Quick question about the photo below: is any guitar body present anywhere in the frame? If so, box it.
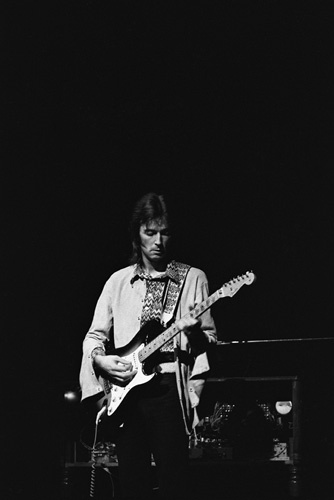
[96,320,165,419]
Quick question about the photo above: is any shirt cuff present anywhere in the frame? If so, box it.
[90,347,105,366]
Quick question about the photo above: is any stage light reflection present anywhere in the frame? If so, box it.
[275,401,292,415]
[64,390,80,403]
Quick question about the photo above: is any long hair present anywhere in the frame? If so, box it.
[128,192,170,265]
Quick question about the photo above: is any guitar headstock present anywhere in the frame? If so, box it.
[218,271,256,298]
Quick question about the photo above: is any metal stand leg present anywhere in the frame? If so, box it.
[289,378,302,497]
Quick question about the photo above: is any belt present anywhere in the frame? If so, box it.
[153,351,175,373]
[154,351,192,364]
[152,350,192,373]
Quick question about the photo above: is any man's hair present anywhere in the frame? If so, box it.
[129,192,170,265]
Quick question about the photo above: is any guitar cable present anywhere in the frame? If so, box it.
[89,419,99,498]
[89,404,107,498]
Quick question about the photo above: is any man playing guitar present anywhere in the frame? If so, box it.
[79,192,217,500]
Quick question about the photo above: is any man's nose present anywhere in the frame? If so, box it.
[155,232,162,245]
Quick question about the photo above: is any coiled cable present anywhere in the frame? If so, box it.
[89,419,99,498]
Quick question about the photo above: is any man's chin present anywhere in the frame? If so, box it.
[150,253,167,263]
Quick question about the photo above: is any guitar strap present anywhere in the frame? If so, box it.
[160,261,191,327]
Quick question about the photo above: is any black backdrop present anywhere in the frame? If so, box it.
[3,1,334,498]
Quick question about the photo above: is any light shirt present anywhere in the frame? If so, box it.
[79,261,217,432]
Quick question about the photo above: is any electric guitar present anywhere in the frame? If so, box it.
[92,271,256,423]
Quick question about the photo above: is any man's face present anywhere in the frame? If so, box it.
[139,219,171,267]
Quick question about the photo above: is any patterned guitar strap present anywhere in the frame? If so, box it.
[159,261,191,353]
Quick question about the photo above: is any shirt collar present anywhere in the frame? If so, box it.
[130,260,180,284]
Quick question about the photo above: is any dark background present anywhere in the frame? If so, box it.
[3,1,333,498]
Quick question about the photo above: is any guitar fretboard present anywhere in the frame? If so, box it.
[138,289,222,362]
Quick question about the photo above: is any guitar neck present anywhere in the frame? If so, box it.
[138,289,222,362]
